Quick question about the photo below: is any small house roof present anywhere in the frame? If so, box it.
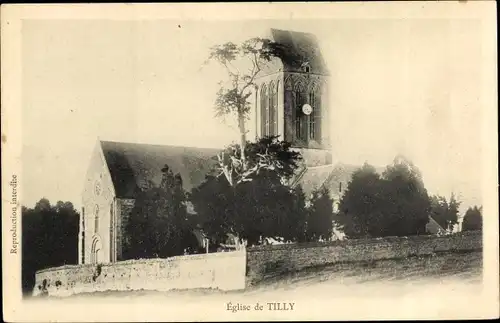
[426,216,446,235]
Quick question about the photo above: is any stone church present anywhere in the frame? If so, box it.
[79,140,220,264]
[78,28,442,265]
[249,28,355,203]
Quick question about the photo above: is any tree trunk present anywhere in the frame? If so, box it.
[238,112,247,170]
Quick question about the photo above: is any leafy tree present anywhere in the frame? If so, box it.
[447,193,461,231]
[191,136,304,246]
[22,199,79,295]
[124,165,198,259]
[206,38,303,186]
[191,167,304,247]
[233,174,292,245]
[337,163,384,238]
[306,186,334,242]
[429,195,448,230]
[284,185,308,243]
[462,206,483,231]
[34,198,51,211]
[378,156,431,236]
[429,194,460,232]
[334,210,353,238]
[188,174,234,247]
[338,156,431,238]
[199,37,307,246]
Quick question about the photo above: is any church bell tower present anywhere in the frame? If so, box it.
[254,28,332,167]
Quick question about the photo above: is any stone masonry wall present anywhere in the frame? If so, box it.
[33,250,246,297]
[34,231,482,297]
[81,141,117,264]
[246,231,482,285]
[115,198,135,261]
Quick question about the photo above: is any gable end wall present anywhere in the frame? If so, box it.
[81,141,117,264]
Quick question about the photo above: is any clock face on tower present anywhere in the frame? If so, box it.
[302,104,313,116]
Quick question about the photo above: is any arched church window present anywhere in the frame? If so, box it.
[308,87,321,141]
[268,81,277,136]
[260,85,268,137]
[295,90,306,140]
[94,204,99,234]
[309,91,315,140]
[274,81,280,136]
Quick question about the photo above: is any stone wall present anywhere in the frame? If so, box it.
[246,231,482,285]
[34,232,482,297]
[33,250,246,297]
[115,198,135,261]
[80,141,117,264]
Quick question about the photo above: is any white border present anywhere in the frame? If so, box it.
[2,2,498,321]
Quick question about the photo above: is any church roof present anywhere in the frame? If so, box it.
[268,28,329,75]
[100,140,220,199]
[292,163,360,200]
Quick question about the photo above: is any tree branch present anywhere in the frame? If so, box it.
[238,52,261,99]
[217,152,234,186]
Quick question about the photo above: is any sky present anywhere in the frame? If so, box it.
[21,18,484,213]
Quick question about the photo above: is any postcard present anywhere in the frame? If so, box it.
[2,2,498,322]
